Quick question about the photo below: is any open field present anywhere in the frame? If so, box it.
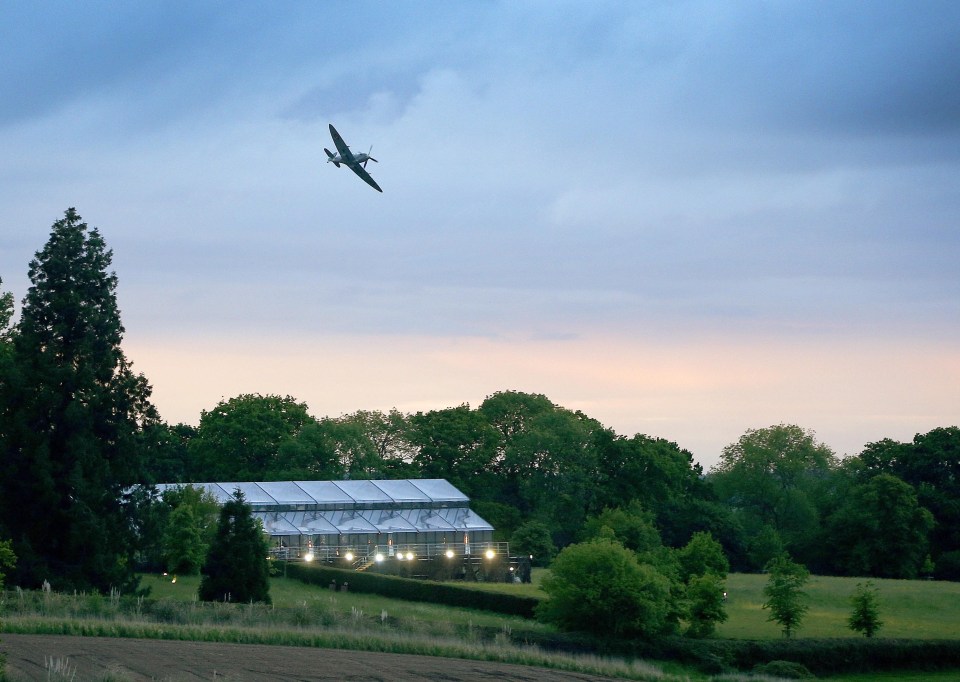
[717,573,960,639]
[454,570,960,640]
[0,634,626,681]
[3,571,960,680]
[143,573,552,633]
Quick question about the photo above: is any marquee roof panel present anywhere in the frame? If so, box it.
[257,481,316,506]
[221,482,276,505]
[293,481,355,506]
[333,480,393,504]
[410,479,469,503]
[153,479,476,512]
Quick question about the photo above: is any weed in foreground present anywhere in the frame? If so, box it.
[44,655,76,681]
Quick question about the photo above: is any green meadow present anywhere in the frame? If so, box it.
[718,573,960,640]
[3,571,960,680]
[463,570,960,640]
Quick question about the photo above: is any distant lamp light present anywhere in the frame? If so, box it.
[304,552,315,562]
[396,553,404,561]
[406,552,415,560]
[485,549,496,559]
[375,553,384,563]
[345,552,354,561]
[445,549,455,559]
[171,576,177,583]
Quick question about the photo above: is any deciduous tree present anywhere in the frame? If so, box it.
[858,428,960,567]
[580,502,663,555]
[762,554,810,638]
[677,531,729,583]
[685,573,728,637]
[0,539,15,590]
[826,473,933,578]
[189,394,314,480]
[711,424,836,569]
[509,520,556,567]
[537,538,672,638]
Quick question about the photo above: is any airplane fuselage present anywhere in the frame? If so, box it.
[326,151,373,167]
[326,123,382,192]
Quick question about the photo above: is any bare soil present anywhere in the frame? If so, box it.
[1,634,621,681]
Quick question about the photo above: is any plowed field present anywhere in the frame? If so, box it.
[1,634,620,681]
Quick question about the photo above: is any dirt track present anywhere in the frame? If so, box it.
[1,634,620,681]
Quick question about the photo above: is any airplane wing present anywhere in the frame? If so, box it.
[328,124,354,163]
[347,161,383,192]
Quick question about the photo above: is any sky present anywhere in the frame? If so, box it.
[1,1,958,470]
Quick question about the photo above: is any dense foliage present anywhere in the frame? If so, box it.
[537,538,673,638]
[848,581,883,638]
[763,554,811,638]
[2,208,959,611]
[0,209,156,592]
[199,490,271,604]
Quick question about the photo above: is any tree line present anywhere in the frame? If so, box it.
[1,209,958,597]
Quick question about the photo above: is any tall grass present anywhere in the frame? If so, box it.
[0,580,677,681]
[4,571,960,680]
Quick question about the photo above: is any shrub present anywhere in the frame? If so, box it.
[536,538,672,638]
[935,550,960,581]
[752,660,814,679]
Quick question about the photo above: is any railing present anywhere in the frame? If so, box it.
[269,541,511,567]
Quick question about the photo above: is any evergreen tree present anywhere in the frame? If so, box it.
[848,581,883,638]
[199,490,271,604]
[0,209,157,591]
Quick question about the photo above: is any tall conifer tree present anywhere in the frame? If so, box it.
[0,208,157,591]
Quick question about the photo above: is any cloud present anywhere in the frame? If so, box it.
[1,3,958,466]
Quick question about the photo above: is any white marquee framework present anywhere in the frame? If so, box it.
[155,479,500,564]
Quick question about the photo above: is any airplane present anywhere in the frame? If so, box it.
[324,123,382,192]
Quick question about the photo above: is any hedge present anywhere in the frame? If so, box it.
[285,565,960,676]
[285,563,540,618]
[604,637,960,676]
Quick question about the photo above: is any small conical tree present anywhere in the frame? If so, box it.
[0,209,157,592]
[848,581,883,638]
[199,490,271,604]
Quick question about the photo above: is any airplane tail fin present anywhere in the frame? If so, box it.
[324,148,340,167]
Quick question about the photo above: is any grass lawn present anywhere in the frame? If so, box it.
[717,573,960,639]
[8,570,960,680]
[447,569,960,640]
[140,573,553,633]
[822,673,960,682]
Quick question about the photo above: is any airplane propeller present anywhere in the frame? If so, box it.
[363,145,378,168]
